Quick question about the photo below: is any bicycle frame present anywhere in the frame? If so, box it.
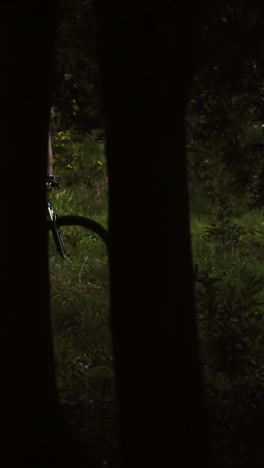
[47,199,68,259]
[46,174,109,258]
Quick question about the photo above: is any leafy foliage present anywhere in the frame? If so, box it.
[52,0,103,132]
[52,131,107,188]
[195,267,264,389]
[187,0,264,210]
[201,193,246,250]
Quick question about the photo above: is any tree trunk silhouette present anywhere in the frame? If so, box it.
[100,2,211,467]
[3,4,65,465]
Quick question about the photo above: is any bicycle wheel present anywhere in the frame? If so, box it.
[57,215,110,249]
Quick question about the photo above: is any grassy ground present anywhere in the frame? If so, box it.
[191,200,264,388]
[48,139,118,466]
[190,196,264,467]
[48,137,264,466]
[49,141,110,375]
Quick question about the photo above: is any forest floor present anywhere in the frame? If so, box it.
[208,386,264,467]
[61,397,119,467]
[58,382,264,468]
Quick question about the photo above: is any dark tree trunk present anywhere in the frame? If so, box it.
[3,3,66,464]
[99,2,211,467]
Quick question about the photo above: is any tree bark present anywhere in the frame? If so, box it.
[100,1,211,467]
[3,3,66,464]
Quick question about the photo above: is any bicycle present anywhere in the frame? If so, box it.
[47,174,110,259]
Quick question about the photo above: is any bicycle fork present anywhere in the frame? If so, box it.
[47,202,68,259]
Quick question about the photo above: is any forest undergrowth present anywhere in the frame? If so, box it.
[49,132,264,467]
[190,191,264,467]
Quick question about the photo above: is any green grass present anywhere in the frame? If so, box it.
[190,200,264,392]
[49,139,112,404]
